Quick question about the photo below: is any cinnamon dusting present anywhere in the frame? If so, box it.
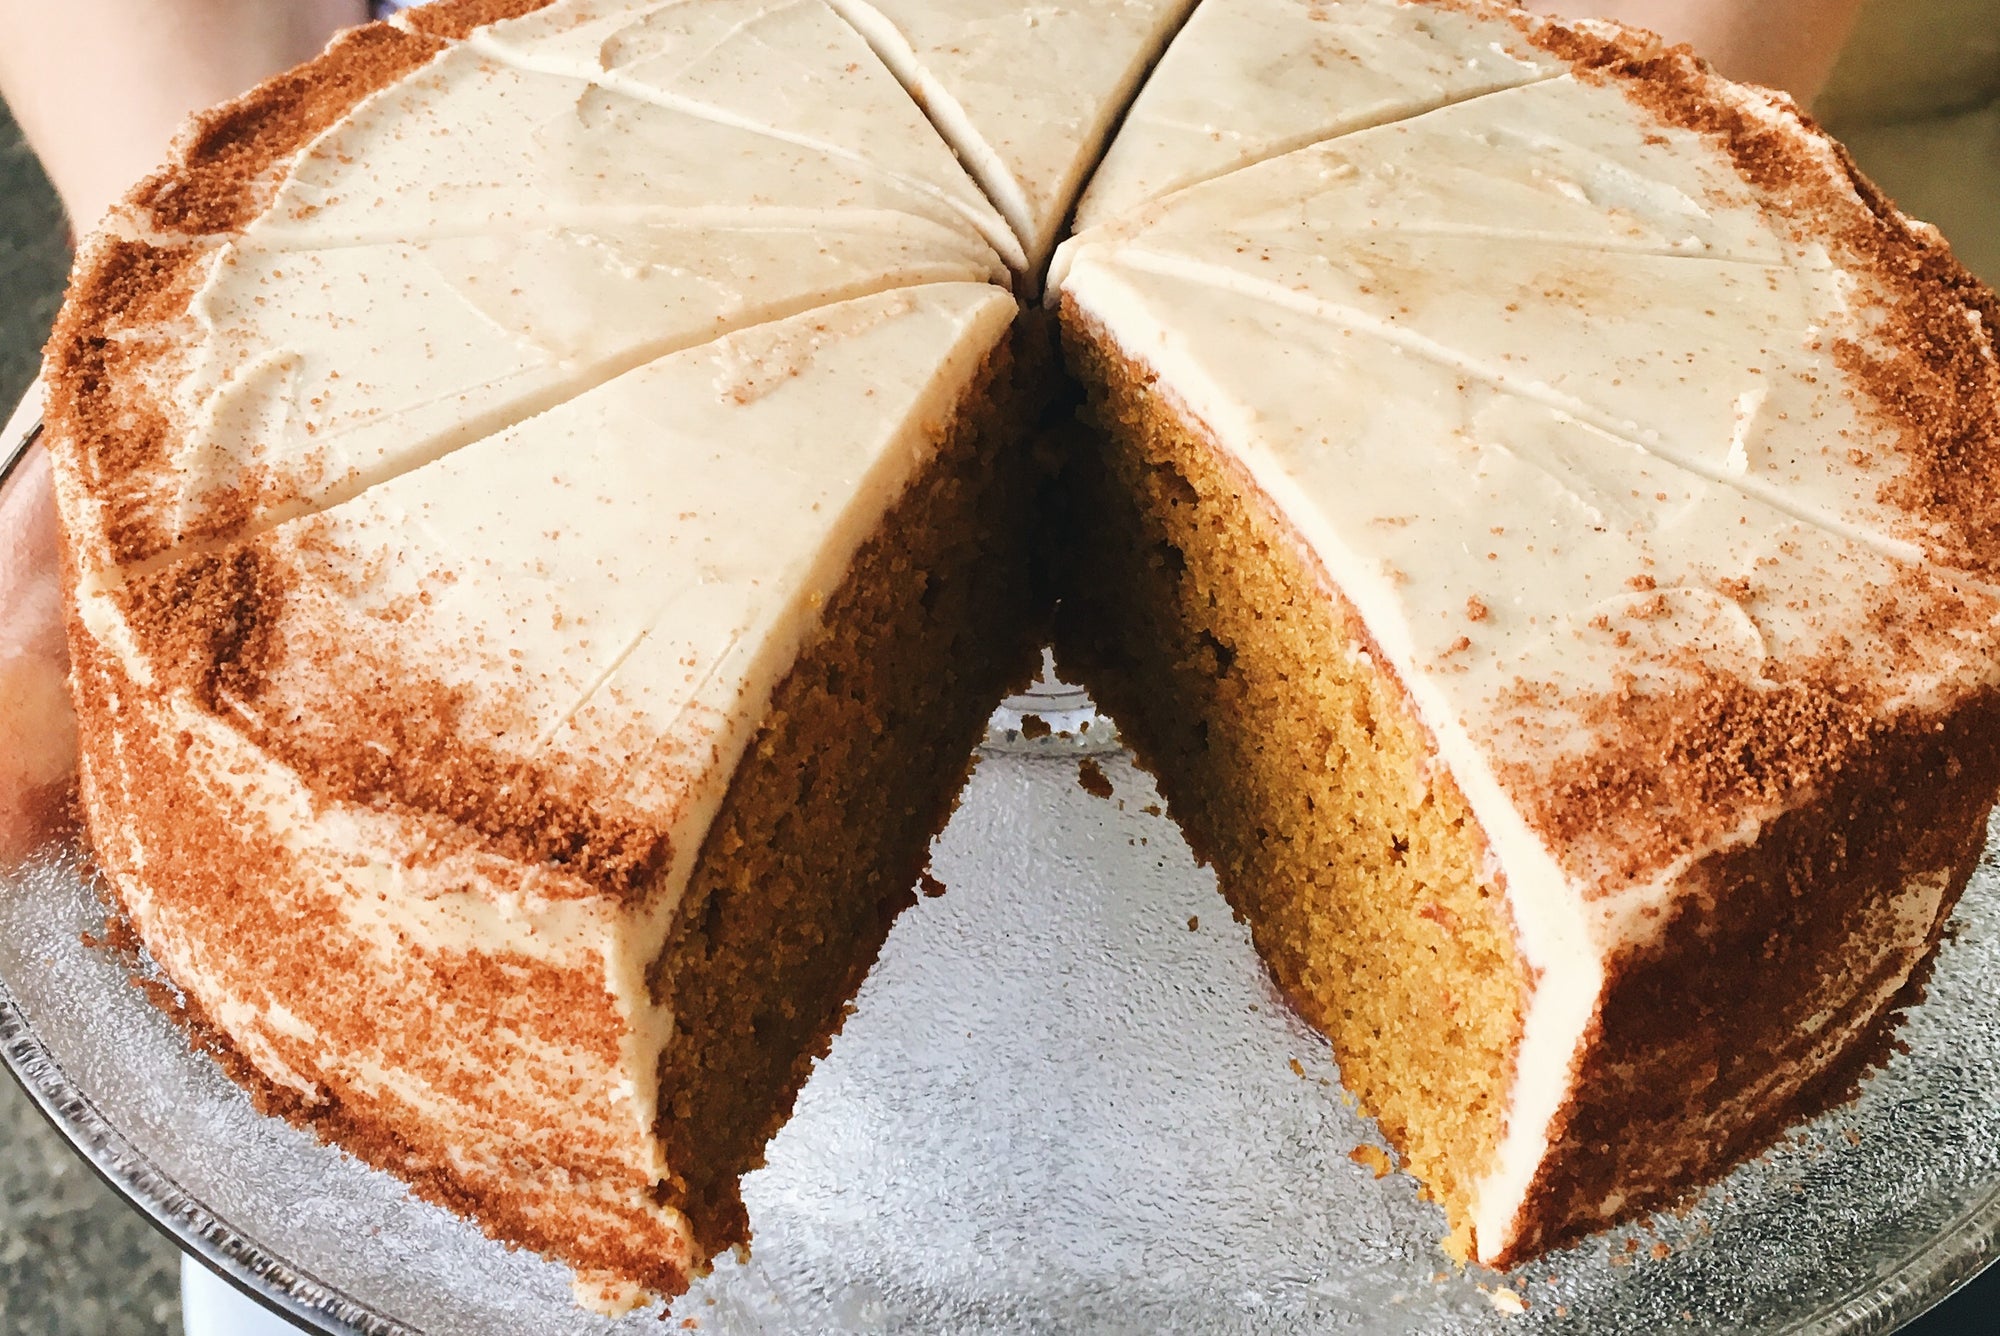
[132,24,444,235]
[1523,14,2000,575]
[118,535,673,903]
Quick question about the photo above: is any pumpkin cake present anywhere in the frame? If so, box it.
[38,0,2000,1309]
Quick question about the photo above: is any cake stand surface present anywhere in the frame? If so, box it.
[3,410,1998,1335]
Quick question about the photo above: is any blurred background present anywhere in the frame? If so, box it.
[1,0,1998,1331]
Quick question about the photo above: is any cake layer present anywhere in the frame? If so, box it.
[822,0,1197,271]
[1050,5,2000,1264]
[1056,305,2000,1265]
[45,0,1011,576]
[1050,325,1535,1253]
[64,283,1022,1299]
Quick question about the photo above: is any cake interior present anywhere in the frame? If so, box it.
[1049,308,1532,1245]
[647,332,1049,1258]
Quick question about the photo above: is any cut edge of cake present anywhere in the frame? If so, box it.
[57,280,1047,1308]
[1051,297,2000,1264]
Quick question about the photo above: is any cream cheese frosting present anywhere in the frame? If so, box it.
[1071,0,1563,231]
[1054,75,2000,809]
[54,0,1012,578]
[822,0,1198,272]
[72,280,1017,1297]
[440,0,1023,268]
[1051,28,2000,1262]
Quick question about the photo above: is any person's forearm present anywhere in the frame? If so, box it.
[1522,0,1868,104]
[0,412,75,863]
[0,0,367,232]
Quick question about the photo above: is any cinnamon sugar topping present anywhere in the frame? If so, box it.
[119,537,674,902]
[120,547,285,713]
[397,0,556,40]
[1501,668,1879,890]
[132,24,443,235]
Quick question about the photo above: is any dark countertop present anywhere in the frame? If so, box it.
[0,78,1995,1336]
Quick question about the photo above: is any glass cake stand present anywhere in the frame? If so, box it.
[3,403,1998,1335]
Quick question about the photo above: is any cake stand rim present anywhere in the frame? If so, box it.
[3,396,1998,1335]
[0,412,40,492]
[0,973,409,1336]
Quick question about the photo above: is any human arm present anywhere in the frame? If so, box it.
[0,0,367,232]
[1520,0,1870,104]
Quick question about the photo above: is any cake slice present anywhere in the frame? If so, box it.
[1049,10,2000,1265]
[445,0,1024,269]
[62,283,1042,1305]
[45,0,1013,576]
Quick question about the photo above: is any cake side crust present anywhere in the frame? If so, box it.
[60,298,1048,1306]
[1496,690,2000,1264]
[64,620,699,1299]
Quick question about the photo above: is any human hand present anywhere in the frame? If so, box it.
[0,427,78,865]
